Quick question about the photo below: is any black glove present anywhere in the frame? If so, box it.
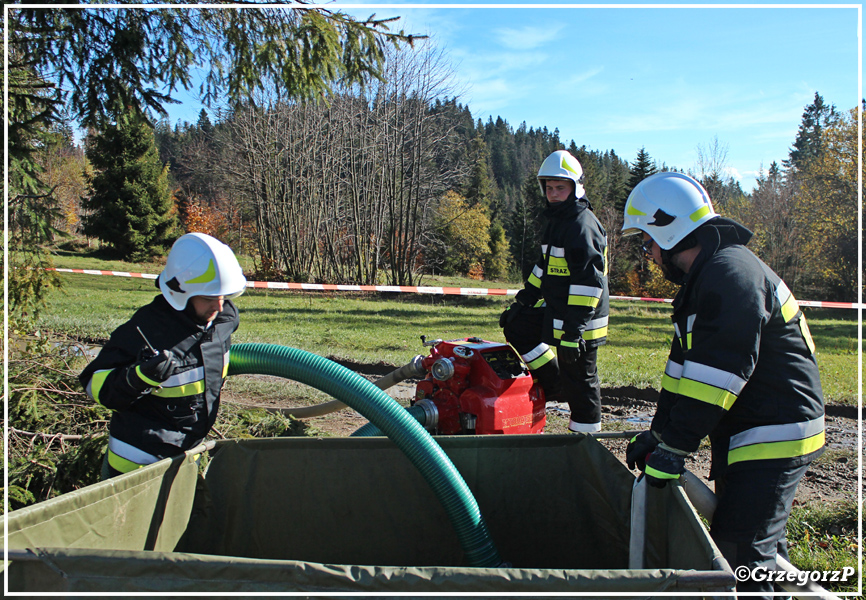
[558,337,586,368]
[499,302,523,328]
[125,350,179,392]
[626,430,660,471]
[644,445,687,488]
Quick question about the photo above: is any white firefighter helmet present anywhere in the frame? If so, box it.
[158,233,247,310]
[621,172,717,250]
[537,150,585,198]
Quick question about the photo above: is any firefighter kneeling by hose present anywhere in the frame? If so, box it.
[620,172,826,600]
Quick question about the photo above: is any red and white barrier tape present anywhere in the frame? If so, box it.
[49,268,864,309]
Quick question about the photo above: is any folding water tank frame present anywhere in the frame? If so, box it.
[5,434,734,595]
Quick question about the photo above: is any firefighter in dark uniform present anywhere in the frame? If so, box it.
[621,172,825,599]
[80,233,246,479]
[501,150,609,433]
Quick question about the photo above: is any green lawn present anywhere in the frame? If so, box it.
[40,260,858,404]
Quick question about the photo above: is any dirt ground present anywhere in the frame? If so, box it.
[224,364,862,508]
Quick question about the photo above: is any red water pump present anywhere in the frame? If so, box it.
[411,336,546,435]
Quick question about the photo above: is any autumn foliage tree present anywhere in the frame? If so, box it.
[431,190,492,277]
[793,105,861,300]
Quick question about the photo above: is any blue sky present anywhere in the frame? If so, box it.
[166,2,861,193]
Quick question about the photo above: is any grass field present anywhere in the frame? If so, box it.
[41,251,859,404]
[31,251,862,591]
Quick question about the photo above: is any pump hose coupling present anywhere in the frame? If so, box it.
[414,397,439,430]
[431,357,455,381]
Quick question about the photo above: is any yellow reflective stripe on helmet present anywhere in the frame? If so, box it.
[185,259,216,284]
[689,205,711,222]
[728,431,824,466]
[625,200,647,216]
[151,380,206,398]
[645,465,680,480]
[87,369,113,405]
[560,155,580,175]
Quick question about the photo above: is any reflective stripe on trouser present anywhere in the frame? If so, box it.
[107,435,160,474]
[563,346,601,429]
[503,305,602,428]
[503,305,562,397]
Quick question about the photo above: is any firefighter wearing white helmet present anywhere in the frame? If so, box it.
[500,150,609,433]
[159,232,247,310]
[80,233,245,479]
[536,149,586,199]
[622,172,825,599]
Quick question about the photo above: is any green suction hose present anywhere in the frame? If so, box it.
[227,342,503,568]
[351,403,428,436]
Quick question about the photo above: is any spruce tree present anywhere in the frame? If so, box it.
[784,92,839,172]
[627,147,658,193]
[83,107,179,260]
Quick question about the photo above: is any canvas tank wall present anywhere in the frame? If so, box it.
[4,434,734,594]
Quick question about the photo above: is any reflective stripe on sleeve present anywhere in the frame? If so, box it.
[645,465,680,480]
[86,369,113,405]
[528,265,543,288]
[583,316,609,341]
[799,316,816,354]
[222,350,231,378]
[151,366,205,399]
[661,359,682,394]
[567,284,602,307]
[521,343,556,370]
[677,361,747,410]
[776,281,800,323]
[107,436,160,473]
[728,417,825,465]
[553,318,564,340]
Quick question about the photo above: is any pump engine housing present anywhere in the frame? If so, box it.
[413,337,545,435]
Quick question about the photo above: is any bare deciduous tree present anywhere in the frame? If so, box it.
[218,39,463,285]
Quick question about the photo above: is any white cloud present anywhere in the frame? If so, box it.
[491,24,565,51]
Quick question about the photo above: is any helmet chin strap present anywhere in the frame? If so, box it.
[658,233,698,285]
[659,249,687,285]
